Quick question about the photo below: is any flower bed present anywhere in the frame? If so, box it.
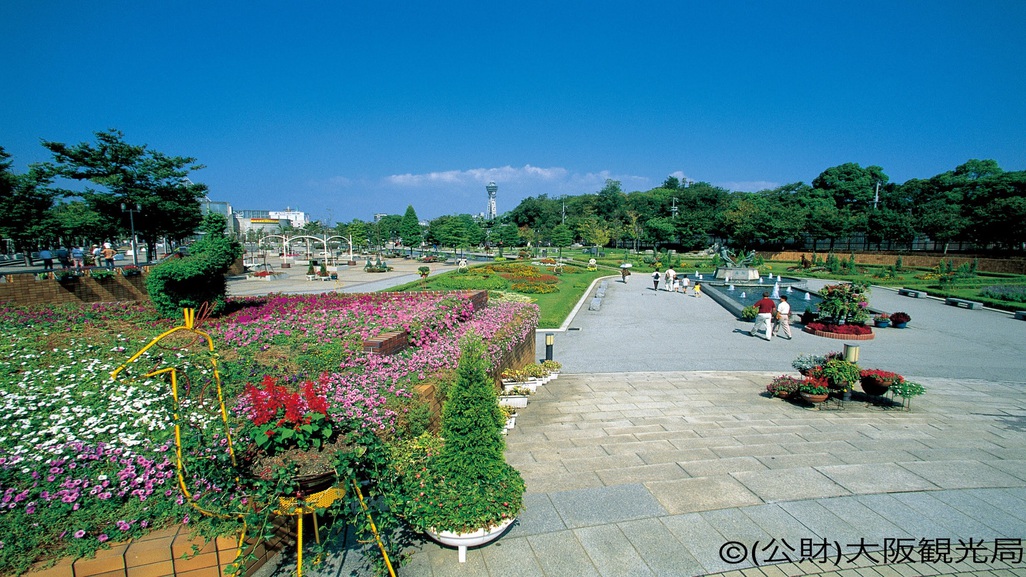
[0,292,538,575]
[803,322,875,340]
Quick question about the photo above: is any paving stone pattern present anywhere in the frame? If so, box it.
[250,275,1026,577]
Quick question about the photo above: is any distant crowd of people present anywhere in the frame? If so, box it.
[36,243,119,271]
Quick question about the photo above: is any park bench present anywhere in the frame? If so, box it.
[898,288,927,298]
[588,297,602,311]
[945,297,983,310]
[1014,311,1026,321]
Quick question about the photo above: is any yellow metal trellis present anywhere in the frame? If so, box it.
[110,308,394,577]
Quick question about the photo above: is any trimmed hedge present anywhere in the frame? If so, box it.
[145,214,244,318]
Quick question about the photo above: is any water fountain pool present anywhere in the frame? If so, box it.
[694,273,823,318]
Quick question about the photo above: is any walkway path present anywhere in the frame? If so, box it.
[253,272,1026,577]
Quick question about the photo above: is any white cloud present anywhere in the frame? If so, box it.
[386,165,571,188]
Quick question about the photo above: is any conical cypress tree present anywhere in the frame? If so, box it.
[437,334,506,478]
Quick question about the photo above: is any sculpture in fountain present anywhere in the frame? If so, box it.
[715,246,760,281]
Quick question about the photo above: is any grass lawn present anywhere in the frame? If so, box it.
[389,260,612,328]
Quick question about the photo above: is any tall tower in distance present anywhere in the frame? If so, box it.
[485,181,498,221]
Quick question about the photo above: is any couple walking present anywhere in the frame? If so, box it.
[750,292,791,340]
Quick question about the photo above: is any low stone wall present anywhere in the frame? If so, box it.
[759,251,1026,275]
[0,270,149,306]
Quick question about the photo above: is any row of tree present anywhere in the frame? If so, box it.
[3,129,1024,261]
[502,161,1026,254]
[311,160,1026,257]
[0,130,207,262]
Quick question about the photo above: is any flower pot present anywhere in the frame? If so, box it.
[800,392,829,404]
[498,395,528,408]
[874,320,890,328]
[425,517,516,563]
[892,322,907,328]
[860,378,890,396]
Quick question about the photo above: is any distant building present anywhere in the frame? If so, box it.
[234,208,309,235]
[269,208,309,228]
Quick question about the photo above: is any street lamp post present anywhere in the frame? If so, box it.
[121,203,142,266]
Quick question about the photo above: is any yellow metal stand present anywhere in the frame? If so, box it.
[275,486,346,576]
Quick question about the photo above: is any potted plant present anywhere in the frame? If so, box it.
[791,353,826,376]
[306,263,317,280]
[90,268,115,281]
[798,377,831,404]
[396,335,525,562]
[821,359,861,397]
[499,404,518,433]
[120,265,141,277]
[891,380,926,411]
[541,360,561,379]
[859,368,904,396]
[816,281,871,325]
[54,270,81,283]
[767,375,803,399]
[890,311,911,328]
[499,385,532,406]
[237,375,346,493]
[873,313,891,328]
[318,262,330,277]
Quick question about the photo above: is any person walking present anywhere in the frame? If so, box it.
[101,243,117,270]
[774,294,793,340]
[91,245,101,267]
[55,246,71,269]
[664,267,676,292]
[620,267,631,283]
[71,246,85,270]
[750,292,776,341]
[681,275,690,295]
[39,248,54,271]
[651,269,661,292]
[693,282,702,298]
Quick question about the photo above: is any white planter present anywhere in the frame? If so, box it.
[426,517,516,562]
[498,395,528,408]
[505,416,516,429]
[503,381,537,393]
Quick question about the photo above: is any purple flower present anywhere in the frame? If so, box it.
[98,534,109,543]
[74,530,86,539]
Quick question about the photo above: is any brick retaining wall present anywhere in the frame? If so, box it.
[27,519,293,577]
[759,251,1026,275]
[0,270,149,306]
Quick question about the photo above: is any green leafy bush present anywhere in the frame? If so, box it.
[396,335,525,533]
[146,214,243,318]
[740,305,758,320]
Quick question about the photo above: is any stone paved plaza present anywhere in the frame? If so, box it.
[240,268,1026,577]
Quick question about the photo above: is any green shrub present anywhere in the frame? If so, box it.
[397,335,525,533]
[980,285,1026,302]
[146,215,243,318]
[740,305,758,320]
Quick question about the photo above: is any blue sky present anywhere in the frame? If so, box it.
[3,1,1025,223]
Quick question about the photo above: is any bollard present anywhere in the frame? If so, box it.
[545,333,554,361]
[843,343,860,363]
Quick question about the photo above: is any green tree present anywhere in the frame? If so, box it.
[0,147,58,263]
[577,216,613,253]
[51,200,106,246]
[721,194,768,249]
[549,223,573,260]
[40,129,207,260]
[398,205,423,254]
[492,223,520,257]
